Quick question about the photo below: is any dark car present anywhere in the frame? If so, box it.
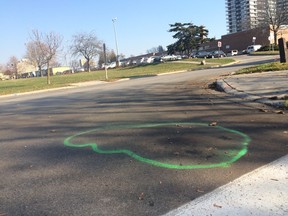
[193,51,210,58]
[207,50,226,58]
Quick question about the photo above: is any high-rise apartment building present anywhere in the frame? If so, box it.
[277,0,288,9]
[226,0,279,33]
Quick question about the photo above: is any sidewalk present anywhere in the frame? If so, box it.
[216,70,288,108]
[163,154,288,216]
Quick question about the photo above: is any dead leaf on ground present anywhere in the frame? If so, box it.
[274,110,285,114]
[213,204,222,208]
[209,122,217,126]
[196,189,204,193]
[138,192,145,200]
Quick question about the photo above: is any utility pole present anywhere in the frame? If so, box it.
[112,17,119,67]
[103,43,108,80]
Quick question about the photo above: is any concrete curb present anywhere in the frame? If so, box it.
[216,79,285,108]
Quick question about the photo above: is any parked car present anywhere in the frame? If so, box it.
[194,51,210,58]
[207,50,226,58]
[161,55,178,62]
[227,49,238,56]
[181,55,189,59]
[107,62,117,69]
[241,49,248,54]
[191,51,197,58]
[246,45,262,54]
[152,56,162,63]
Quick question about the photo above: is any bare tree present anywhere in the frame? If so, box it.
[69,59,80,72]
[8,56,18,78]
[147,45,165,54]
[25,41,47,77]
[98,50,106,68]
[265,1,288,45]
[0,64,10,77]
[70,32,102,72]
[108,50,117,63]
[30,29,63,84]
[98,48,121,68]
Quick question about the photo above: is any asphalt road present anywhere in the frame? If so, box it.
[0,55,287,216]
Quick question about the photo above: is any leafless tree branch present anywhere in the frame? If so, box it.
[70,32,102,72]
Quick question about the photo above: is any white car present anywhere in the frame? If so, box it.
[107,62,116,69]
[231,50,238,56]
[161,55,177,61]
[227,50,238,56]
[246,45,262,53]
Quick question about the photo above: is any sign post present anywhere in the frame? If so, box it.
[252,37,256,45]
[217,41,222,58]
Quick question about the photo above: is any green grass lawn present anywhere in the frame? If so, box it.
[0,59,235,95]
[250,51,279,55]
[236,62,288,74]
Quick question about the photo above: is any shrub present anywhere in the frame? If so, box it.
[259,45,279,51]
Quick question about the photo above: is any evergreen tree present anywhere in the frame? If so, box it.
[167,22,210,55]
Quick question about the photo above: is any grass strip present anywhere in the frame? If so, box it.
[236,62,288,74]
[0,59,234,95]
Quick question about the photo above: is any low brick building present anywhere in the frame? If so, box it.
[199,26,288,54]
[221,27,271,53]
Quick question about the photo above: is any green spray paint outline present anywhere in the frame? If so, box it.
[64,122,251,169]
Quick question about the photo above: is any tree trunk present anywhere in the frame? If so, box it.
[274,30,278,46]
[47,62,51,85]
[39,66,43,77]
[87,59,91,72]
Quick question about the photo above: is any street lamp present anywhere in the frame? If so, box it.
[112,17,119,67]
